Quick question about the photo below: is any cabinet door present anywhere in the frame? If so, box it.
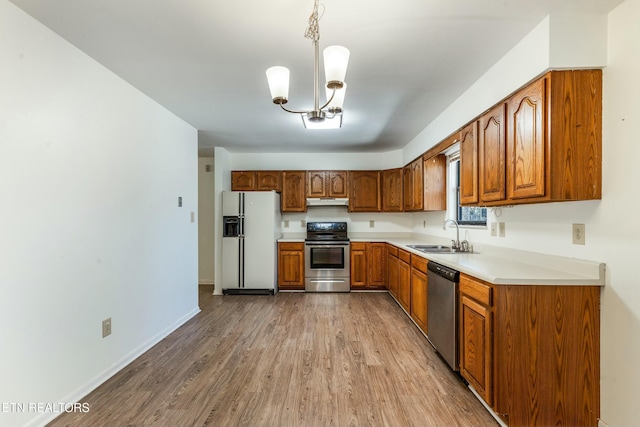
[328,171,348,198]
[382,168,403,212]
[460,122,479,205]
[277,243,305,289]
[411,158,424,210]
[387,251,399,298]
[403,165,412,211]
[231,171,256,191]
[367,243,387,288]
[307,171,327,198]
[281,171,307,212]
[423,154,447,211]
[256,171,282,192]
[479,104,506,203]
[507,77,546,200]
[460,295,492,406]
[349,171,381,212]
[350,243,367,288]
[397,260,411,313]
[410,265,428,333]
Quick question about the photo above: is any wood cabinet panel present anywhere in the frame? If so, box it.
[351,242,386,289]
[423,154,447,211]
[349,171,381,212]
[277,242,305,289]
[460,274,492,306]
[411,158,424,210]
[367,243,387,288]
[382,168,403,212]
[460,295,492,406]
[494,285,600,427]
[328,171,348,197]
[386,245,399,298]
[410,259,428,333]
[281,171,306,212]
[350,243,367,288]
[479,104,507,203]
[256,171,282,191]
[460,122,479,205]
[403,165,412,211]
[397,257,411,313]
[231,171,256,191]
[507,77,546,200]
[307,171,327,198]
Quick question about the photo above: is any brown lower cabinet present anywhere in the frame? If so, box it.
[386,244,399,297]
[350,242,386,289]
[277,242,305,290]
[396,249,411,312]
[409,255,428,334]
[459,273,601,427]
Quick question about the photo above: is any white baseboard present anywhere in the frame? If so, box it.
[468,385,508,427]
[25,307,201,427]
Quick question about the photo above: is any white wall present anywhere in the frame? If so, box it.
[230,150,404,171]
[198,157,215,284]
[0,2,199,427]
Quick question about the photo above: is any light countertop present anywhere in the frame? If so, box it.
[279,232,605,286]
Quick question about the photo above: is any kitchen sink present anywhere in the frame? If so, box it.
[407,244,457,254]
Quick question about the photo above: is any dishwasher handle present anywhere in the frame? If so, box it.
[427,261,459,282]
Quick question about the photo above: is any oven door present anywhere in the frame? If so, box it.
[304,242,350,292]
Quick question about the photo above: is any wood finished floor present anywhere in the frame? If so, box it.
[49,288,498,427]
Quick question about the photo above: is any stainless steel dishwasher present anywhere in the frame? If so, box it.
[427,261,460,371]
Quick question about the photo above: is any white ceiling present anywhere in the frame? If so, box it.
[10,0,623,154]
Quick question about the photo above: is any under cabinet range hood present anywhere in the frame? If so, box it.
[306,198,349,207]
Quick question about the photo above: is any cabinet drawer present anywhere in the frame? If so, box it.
[350,242,367,251]
[460,274,492,306]
[411,255,428,273]
[278,242,304,251]
[387,244,398,258]
[398,249,411,264]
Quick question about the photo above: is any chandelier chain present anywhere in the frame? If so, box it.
[304,0,324,43]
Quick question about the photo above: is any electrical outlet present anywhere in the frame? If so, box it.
[423,220,426,228]
[369,220,375,228]
[301,220,306,228]
[178,196,182,207]
[284,220,290,228]
[102,318,112,338]
[190,211,195,223]
[490,222,497,237]
[573,223,585,245]
[498,222,506,237]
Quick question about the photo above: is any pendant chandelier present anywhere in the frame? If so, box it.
[265,0,350,129]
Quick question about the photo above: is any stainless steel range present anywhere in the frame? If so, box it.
[305,222,350,292]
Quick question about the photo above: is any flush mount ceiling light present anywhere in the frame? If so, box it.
[266,0,349,130]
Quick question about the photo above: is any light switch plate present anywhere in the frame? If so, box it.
[490,222,497,237]
[498,222,506,237]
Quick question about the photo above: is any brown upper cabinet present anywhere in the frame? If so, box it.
[403,157,424,211]
[306,171,348,198]
[423,154,447,211]
[349,171,381,212]
[256,171,282,192]
[231,171,256,191]
[281,171,307,212]
[459,121,479,205]
[382,168,403,212]
[479,104,507,203]
[460,69,602,206]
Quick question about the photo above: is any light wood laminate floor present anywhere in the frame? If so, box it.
[49,288,498,427]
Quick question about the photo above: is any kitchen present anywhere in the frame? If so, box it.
[2,1,639,427]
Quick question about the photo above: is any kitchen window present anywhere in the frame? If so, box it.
[447,151,487,227]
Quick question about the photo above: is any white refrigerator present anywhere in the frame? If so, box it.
[221,191,281,294]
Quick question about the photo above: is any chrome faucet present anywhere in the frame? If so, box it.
[443,219,461,250]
